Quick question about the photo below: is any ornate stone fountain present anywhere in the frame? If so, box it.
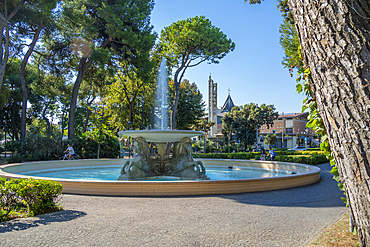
[117,58,208,180]
[117,130,208,180]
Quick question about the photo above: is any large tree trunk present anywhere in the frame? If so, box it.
[67,38,109,139]
[0,2,23,93]
[171,65,185,130]
[67,57,92,139]
[19,16,43,142]
[0,22,9,93]
[170,83,180,130]
[288,0,370,245]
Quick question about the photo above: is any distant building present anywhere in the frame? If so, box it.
[259,112,315,149]
[206,76,314,149]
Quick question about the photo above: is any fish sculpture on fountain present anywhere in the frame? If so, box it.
[117,136,208,180]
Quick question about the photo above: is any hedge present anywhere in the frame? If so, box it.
[194,151,329,166]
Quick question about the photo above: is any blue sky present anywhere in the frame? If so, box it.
[150,0,305,114]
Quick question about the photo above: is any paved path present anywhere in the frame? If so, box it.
[0,163,347,246]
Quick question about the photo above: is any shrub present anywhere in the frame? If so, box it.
[4,135,64,163]
[0,178,62,221]
[0,178,25,221]
[6,154,23,164]
[4,129,120,162]
[16,178,63,216]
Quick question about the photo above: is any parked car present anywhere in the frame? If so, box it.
[288,146,307,151]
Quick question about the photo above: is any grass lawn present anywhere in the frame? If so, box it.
[310,211,359,246]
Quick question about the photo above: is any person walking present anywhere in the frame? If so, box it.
[260,148,266,161]
[267,147,277,161]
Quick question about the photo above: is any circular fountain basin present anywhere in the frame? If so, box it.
[118,130,204,143]
[0,159,321,196]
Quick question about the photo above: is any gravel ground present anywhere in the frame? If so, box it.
[0,162,347,247]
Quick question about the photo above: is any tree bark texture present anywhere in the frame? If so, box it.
[288,0,370,245]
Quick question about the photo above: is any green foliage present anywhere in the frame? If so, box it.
[74,129,120,159]
[102,61,156,131]
[4,125,64,163]
[169,79,206,130]
[4,125,66,163]
[0,178,62,221]
[196,152,257,160]
[16,178,62,217]
[0,58,39,141]
[191,117,215,133]
[5,154,23,164]
[158,15,235,128]
[4,140,22,153]
[61,0,156,139]
[222,103,278,149]
[0,177,23,221]
[4,126,120,162]
[264,134,278,146]
[159,15,235,68]
[273,153,328,165]
[279,17,301,75]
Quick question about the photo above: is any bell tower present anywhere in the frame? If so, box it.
[208,75,217,137]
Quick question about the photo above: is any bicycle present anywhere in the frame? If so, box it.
[59,151,78,160]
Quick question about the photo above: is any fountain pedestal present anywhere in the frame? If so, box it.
[117,130,208,180]
[156,143,167,173]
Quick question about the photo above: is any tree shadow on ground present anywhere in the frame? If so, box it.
[216,162,346,208]
[0,210,87,233]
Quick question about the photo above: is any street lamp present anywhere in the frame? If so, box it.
[141,91,145,130]
[4,123,7,158]
[228,133,231,153]
[203,127,206,155]
[305,128,309,148]
[255,104,258,148]
[245,130,248,151]
[128,121,131,159]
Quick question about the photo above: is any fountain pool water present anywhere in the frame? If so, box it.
[0,159,321,196]
[16,165,294,181]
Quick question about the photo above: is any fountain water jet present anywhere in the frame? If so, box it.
[154,58,169,130]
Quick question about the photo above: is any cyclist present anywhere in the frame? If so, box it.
[64,144,75,160]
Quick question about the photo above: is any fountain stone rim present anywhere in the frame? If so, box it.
[117,130,205,143]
